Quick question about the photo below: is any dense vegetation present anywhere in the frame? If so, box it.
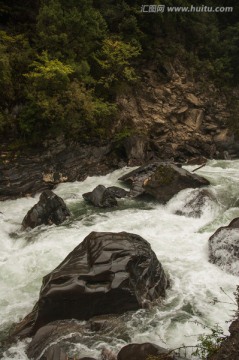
[0,0,238,144]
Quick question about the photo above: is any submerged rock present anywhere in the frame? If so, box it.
[21,190,70,229]
[209,218,239,275]
[82,185,129,208]
[27,320,89,360]
[27,316,126,360]
[83,185,118,208]
[13,231,169,338]
[117,343,178,360]
[39,345,69,360]
[175,189,216,218]
[107,186,129,199]
[119,162,210,203]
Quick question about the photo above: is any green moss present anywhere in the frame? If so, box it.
[153,165,175,186]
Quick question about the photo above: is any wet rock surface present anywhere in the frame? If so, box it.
[0,143,117,201]
[39,345,70,360]
[83,185,118,208]
[21,190,70,229]
[83,185,128,207]
[27,320,85,360]
[175,189,216,218]
[119,162,210,203]
[27,316,128,360]
[13,231,169,338]
[106,186,129,199]
[117,342,180,360]
[209,217,239,275]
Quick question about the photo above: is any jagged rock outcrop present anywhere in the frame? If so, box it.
[209,218,239,275]
[0,142,117,201]
[12,231,169,338]
[21,190,70,229]
[119,162,210,203]
[175,189,216,218]
[116,62,239,162]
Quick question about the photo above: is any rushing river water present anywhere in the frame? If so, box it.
[1,160,239,359]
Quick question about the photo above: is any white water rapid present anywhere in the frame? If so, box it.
[1,160,239,359]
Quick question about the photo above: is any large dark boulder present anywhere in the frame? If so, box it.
[209,218,239,275]
[175,189,216,218]
[83,185,118,208]
[119,162,210,202]
[13,232,169,338]
[21,190,70,229]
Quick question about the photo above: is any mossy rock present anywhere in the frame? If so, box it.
[143,163,210,203]
[153,165,175,185]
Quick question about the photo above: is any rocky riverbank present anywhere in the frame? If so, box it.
[1,63,239,201]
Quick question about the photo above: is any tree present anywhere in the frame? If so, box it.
[36,0,107,61]
[95,38,141,90]
[24,51,74,94]
[19,52,116,140]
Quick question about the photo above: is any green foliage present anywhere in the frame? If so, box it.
[0,43,13,103]
[95,38,141,89]
[36,0,107,61]
[0,31,31,106]
[0,0,238,143]
[113,127,134,142]
[192,324,226,359]
[19,72,116,140]
[24,52,74,94]
[0,112,7,132]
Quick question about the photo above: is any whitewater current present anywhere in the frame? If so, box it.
[1,160,239,359]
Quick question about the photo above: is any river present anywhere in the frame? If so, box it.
[1,160,239,359]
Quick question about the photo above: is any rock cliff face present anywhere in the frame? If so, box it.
[116,61,238,162]
[0,62,238,200]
